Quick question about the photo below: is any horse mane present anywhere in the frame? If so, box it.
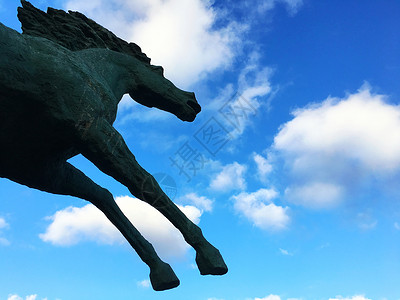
[17,0,151,64]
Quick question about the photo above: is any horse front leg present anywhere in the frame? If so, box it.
[77,118,228,276]
[15,161,179,291]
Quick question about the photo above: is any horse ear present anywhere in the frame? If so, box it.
[150,66,164,76]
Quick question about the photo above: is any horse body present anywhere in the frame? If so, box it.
[1,23,106,168]
[0,1,227,291]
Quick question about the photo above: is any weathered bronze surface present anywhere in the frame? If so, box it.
[0,1,227,291]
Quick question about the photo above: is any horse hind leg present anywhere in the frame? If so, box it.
[77,118,228,276]
[18,160,179,291]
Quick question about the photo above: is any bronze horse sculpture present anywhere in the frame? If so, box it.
[0,1,227,291]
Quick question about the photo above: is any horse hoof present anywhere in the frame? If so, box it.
[195,242,228,276]
[149,262,180,291]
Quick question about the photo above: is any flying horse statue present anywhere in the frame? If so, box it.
[0,0,227,291]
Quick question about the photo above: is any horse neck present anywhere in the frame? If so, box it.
[79,49,133,103]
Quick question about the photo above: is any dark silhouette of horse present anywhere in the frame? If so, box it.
[0,0,227,291]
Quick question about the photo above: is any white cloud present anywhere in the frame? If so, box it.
[0,217,10,246]
[249,295,376,300]
[285,182,344,209]
[237,54,273,104]
[329,296,371,300]
[232,188,289,231]
[223,53,273,138]
[64,0,246,88]
[257,0,303,15]
[273,84,400,208]
[178,193,213,212]
[209,162,247,192]
[356,212,377,230]
[204,54,273,142]
[40,196,202,259]
[317,243,330,251]
[275,85,400,172]
[0,217,8,229]
[137,279,151,288]
[358,220,377,230]
[7,295,22,300]
[0,237,10,246]
[395,222,400,230]
[7,295,38,300]
[280,0,303,15]
[279,248,293,256]
[253,152,273,182]
[255,295,282,300]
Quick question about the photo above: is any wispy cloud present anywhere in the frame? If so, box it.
[177,192,213,212]
[206,53,274,140]
[329,295,372,300]
[253,152,273,182]
[278,0,304,15]
[355,212,378,230]
[395,222,400,230]
[248,295,371,300]
[7,295,39,300]
[0,217,8,229]
[233,0,303,18]
[0,217,10,246]
[317,242,330,251]
[137,279,151,288]
[284,182,344,209]
[279,248,293,256]
[40,196,202,259]
[0,237,10,246]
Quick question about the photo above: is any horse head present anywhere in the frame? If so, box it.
[129,64,202,122]
[17,0,201,122]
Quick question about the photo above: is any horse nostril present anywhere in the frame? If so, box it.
[187,100,201,113]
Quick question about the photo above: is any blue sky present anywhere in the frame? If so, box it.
[1,0,400,299]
